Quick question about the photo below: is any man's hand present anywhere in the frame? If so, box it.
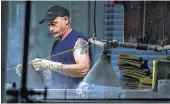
[32,58,50,71]
[31,58,62,72]
[15,58,62,76]
[15,64,22,76]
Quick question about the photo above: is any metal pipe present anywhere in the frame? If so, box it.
[118,42,137,49]
[142,1,146,42]
[163,45,170,51]
[162,1,165,40]
[94,0,97,35]
[116,42,162,51]
[89,38,170,52]
[19,1,31,102]
[89,38,106,48]
[1,1,9,103]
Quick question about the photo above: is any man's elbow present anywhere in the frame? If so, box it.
[80,67,90,77]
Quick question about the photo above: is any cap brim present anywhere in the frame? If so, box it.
[38,18,45,24]
[38,16,57,24]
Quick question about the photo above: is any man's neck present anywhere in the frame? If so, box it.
[61,26,72,41]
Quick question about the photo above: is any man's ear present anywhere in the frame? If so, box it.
[64,16,69,25]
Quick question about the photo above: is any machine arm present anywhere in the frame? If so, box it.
[89,38,170,52]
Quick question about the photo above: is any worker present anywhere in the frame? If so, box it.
[16,5,93,89]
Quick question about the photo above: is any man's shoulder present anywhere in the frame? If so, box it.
[72,29,86,37]
[72,29,88,40]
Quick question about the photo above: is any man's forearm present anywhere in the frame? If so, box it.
[60,64,89,77]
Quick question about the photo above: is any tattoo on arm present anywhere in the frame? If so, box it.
[74,38,88,55]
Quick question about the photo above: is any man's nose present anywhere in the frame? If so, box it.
[49,25,54,32]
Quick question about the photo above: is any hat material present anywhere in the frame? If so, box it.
[39,5,69,24]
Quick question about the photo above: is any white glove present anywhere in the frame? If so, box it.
[15,64,22,76]
[31,58,62,73]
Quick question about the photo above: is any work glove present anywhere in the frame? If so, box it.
[15,64,22,76]
[31,58,62,73]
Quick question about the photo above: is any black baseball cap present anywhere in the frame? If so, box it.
[39,5,70,24]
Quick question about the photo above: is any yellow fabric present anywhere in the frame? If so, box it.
[140,77,152,85]
[118,54,152,89]
[118,54,141,60]
[121,69,147,76]
[121,69,152,89]
[121,69,147,79]
[139,84,152,89]
[119,60,142,68]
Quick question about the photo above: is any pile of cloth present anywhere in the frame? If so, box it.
[117,54,152,90]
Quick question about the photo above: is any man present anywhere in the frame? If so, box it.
[16,5,92,89]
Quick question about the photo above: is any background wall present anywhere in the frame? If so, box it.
[124,1,170,45]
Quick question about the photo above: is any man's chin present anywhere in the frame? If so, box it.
[52,34,60,38]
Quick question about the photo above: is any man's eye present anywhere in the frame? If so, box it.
[51,22,57,26]
[48,22,57,26]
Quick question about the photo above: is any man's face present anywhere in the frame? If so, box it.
[47,16,68,38]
